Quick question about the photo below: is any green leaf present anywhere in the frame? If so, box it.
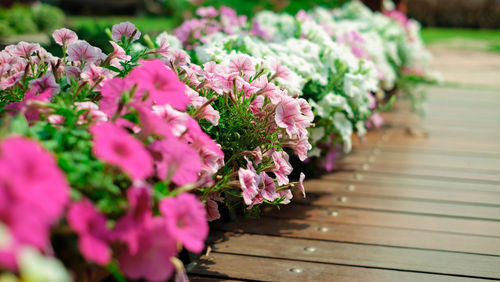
[106,262,126,282]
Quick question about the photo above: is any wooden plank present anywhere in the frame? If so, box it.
[336,162,500,183]
[296,188,500,220]
[208,232,500,279]
[213,218,500,256]
[265,205,500,237]
[302,179,500,206]
[346,149,500,172]
[189,253,486,282]
[321,171,500,193]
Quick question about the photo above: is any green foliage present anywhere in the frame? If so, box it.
[32,3,65,31]
[165,0,350,18]
[0,3,64,37]
[4,5,37,34]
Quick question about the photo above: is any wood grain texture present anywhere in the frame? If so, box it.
[190,253,488,282]
[189,86,500,280]
[208,232,500,279]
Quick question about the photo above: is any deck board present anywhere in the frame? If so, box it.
[189,86,500,281]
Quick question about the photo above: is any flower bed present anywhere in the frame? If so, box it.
[0,1,435,281]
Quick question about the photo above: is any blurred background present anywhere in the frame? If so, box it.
[1,0,500,86]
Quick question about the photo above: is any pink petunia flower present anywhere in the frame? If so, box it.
[12,41,40,58]
[109,41,131,61]
[90,122,153,180]
[205,198,220,221]
[299,172,306,197]
[270,60,291,80]
[278,189,293,204]
[118,218,177,281]
[275,96,302,138]
[28,72,60,96]
[112,22,141,42]
[152,104,189,137]
[129,59,189,110]
[67,41,99,64]
[74,101,108,124]
[259,172,279,202]
[148,138,202,186]
[238,166,260,206]
[159,193,209,253]
[227,54,255,79]
[67,200,112,265]
[80,63,110,89]
[196,6,218,17]
[52,28,78,47]
[272,151,293,186]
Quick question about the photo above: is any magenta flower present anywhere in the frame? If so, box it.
[148,138,202,186]
[67,41,99,64]
[134,103,174,139]
[99,77,133,117]
[160,193,209,253]
[0,137,69,269]
[67,200,112,265]
[52,28,78,47]
[113,186,153,255]
[182,118,224,184]
[129,59,189,110]
[112,22,141,42]
[118,218,177,281]
[90,122,153,180]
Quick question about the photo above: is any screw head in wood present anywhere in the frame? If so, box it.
[317,226,329,232]
[304,247,316,252]
[329,210,339,217]
[354,173,363,180]
[345,184,356,191]
[337,196,347,203]
[289,268,304,273]
[362,164,370,170]
[372,148,381,155]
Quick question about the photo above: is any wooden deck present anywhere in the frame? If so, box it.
[188,85,500,281]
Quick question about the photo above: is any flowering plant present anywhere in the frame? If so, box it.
[175,2,437,170]
[0,21,310,281]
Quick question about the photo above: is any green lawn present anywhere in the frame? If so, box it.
[421,28,500,52]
